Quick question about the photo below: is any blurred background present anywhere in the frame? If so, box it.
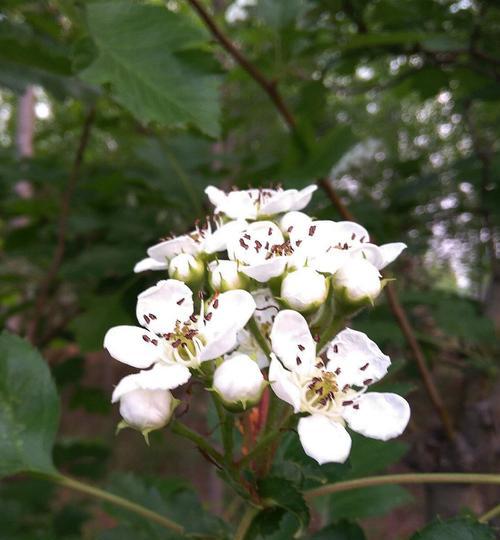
[0,0,498,538]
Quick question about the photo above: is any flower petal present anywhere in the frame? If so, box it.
[325,328,390,388]
[334,221,370,244]
[297,414,352,464]
[104,325,162,368]
[111,363,190,402]
[136,279,193,334]
[377,242,407,269]
[279,211,312,236]
[200,290,256,361]
[270,310,316,373]
[147,235,199,262]
[228,221,284,265]
[240,257,288,282]
[342,392,410,441]
[350,243,385,269]
[269,354,301,411]
[259,189,298,216]
[202,219,248,254]
[291,185,318,211]
[205,186,257,219]
[134,257,168,273]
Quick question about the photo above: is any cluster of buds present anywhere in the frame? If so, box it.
[104,184,410,463]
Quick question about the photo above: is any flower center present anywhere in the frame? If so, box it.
[305,372,339,407]
[163,318,205,366]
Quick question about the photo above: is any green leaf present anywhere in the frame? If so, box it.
[257,476,310,528]
[0,331,60,477]
[329,485,413,520]
[411,517,496,540]
[309,520,366,540]
[82,0,220,136]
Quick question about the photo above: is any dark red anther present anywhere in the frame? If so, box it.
[298,344,305,351]
[287,226,293,232]
[149,313,157,320]
[143,315,150,324]
[151,339,158,346]
[213,298,219,309]
[353,404,360,409]
[142,334,150,342]
[333,344,338,353]
[177,298,185,305]
[342,400,353,406]
[351,233,356,240]
[309,225,316,236]
[172,339,182,348]
[360,363,369,371]
[313,334,320,343]
[190,314,197,323]
[334,367,341,375]
[363,378,373,385]
[296,240,302,246]
[296,356,302,365]
[205,312,213,321]
[268,227,273,236]
[239,238,249,249]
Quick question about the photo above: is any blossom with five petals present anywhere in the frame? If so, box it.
[205,185,317,220]
[269,310,410,464]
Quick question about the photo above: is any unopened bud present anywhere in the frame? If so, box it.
[208,260,247,291]
[169,253,205,285]
[333,258,382,306]
[281,267,328,313]
[213,354,266,411]
[119,388,177,440]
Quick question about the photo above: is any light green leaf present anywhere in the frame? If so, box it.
[411,517,496,540]
[82,0,221,137]
[0,331,60,477]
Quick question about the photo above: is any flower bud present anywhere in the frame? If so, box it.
[119,388,176,439]
[169,253,205,285]
[208,260,247,291]
[333,258,382,307]
[213,354,266,411]
[280,267,328,313]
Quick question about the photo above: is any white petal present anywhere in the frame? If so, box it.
[111,363,190,402]
[325,328,390,388]
[147,235,199,262]
[334,221,370,244]
[295,220,338,257]
[200,290,256,360]
[270,310,316,373]
[202,219,248,254]
[240,257,288,282]
[269,354,301,411]
[259,189,298,216]
[290,185,318,211]
[298,414,352,464]
[205,186,257,219]
[333,258,382,302]
[134,257,168,273]
[104,325,162,368]
[228,221,284,265]
[136,279,193,334]
[309,250,349,274]
[279,211,312,236]
[350,243,385,269]
[342,392,410,441]
[377,242,407,269]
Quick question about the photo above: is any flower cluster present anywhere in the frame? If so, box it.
[104,184,410,463]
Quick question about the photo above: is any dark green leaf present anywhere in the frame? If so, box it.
[0,331,60,477]
[309,520,366,540]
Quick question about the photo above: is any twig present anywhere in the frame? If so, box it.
[185,0,455,440]
[479,502,500,523]
[27,105,96,345]
[304,473,500,500]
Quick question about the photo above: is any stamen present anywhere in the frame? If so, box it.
[149,313,157,320]
[309,225,316,236]
[332,344,338,353]
[177,298,185,305]
[239,239,249,250]
[190,314,198,323]
[297,344,305,351]
[342,400,353,406]
[151,339,158,346]
[205,312,213,321]
[143,315,150,324]
[142,335,150,342]
[353,404,360,409]
[287,226,293,232]
[213,298,219,309]
[334,367,341,375]
[360,363,369,371]
[363,378,373,385]
[296,356,302,365]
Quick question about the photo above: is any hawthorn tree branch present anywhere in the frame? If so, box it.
[27,105,97,345]
[185,0,456,440]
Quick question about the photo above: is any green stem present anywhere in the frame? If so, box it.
[479,502,500,523]
[48,473,185,534]
[317,316,345,351]
[234,505,259,540]
[247,317,272,356]
[304,473,500,500]
[171,420,224,465]
[213,394,234,463]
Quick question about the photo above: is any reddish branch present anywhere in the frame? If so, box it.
[27,105,96,345]
[185,0,455,440]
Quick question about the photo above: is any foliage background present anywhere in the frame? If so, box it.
[0,0,499,538]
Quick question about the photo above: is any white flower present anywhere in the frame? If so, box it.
[236,289,279,367]
[169,253,205,284]
[227,221,304,282]
[104,279,256,370]
[134,219,247,273]
[281,267,328,313]
[208,260,247,291]
[308,221,407,275]
[332,258,382,305]
[213,353,266,409]
[269,310,410,464]
[205,185,317,220]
